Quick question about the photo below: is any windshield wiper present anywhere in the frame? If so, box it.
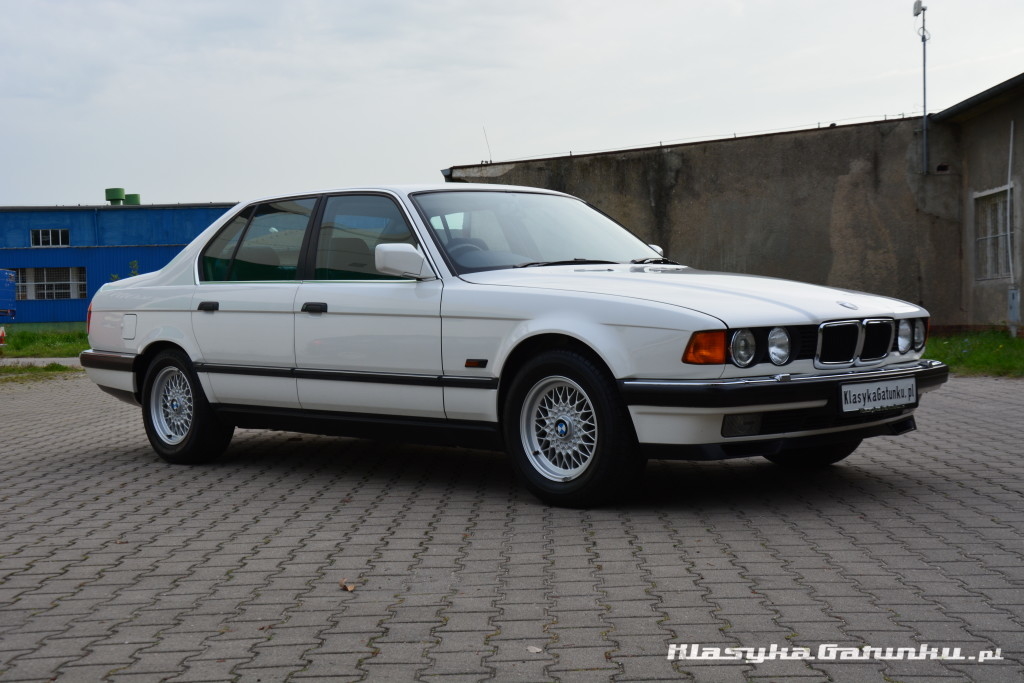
[513,258,619,268]
[630,257,680,265]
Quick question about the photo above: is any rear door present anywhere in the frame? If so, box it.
[191,197,318,408]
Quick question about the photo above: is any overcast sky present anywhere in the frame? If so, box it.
[2,0,1022,206]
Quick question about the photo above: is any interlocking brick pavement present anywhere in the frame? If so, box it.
[0,373,1021,682]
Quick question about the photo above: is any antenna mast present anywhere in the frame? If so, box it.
[483,127,493,164]
[914,1,930,174]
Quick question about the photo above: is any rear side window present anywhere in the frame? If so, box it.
[313,195,416,280]
[201,207,252,281]
[200,199,317,282]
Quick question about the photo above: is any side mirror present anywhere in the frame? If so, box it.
[648,244,664,257]
[375,244,434,280]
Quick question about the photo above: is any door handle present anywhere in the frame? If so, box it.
[301,302,328,313]
[197,301,219,311]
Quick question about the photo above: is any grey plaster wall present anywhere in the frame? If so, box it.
[450,119,966,325]
[955,99,1024,328]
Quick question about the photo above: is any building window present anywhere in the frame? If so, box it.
[974,188,1013,281]
[14,267,87,300]
[30,229,70,247]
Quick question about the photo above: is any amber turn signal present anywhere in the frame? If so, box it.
[683,330,727,364]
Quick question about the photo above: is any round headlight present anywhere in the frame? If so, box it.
[913,319,926,351]
[897,319,913,354]
[767,327,792,365]
[730,329,757,367]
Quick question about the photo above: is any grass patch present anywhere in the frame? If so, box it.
[0,326,89,358]
[2,322,86,334]
[927,331,1024,377]
[0,362,83,383]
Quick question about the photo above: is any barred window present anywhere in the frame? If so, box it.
[30,229,70,247]
[14,267,87,300]
[974,189,1013,281]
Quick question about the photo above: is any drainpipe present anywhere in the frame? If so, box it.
[1008,120,1019,337]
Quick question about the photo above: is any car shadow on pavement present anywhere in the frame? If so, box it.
[189,431,896,513]
[627,456,889,511]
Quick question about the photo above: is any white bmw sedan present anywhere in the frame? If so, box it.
[82,184,948,506]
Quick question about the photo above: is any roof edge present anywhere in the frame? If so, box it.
[932,72,1024,123]
[446,117,916,173]
[0,203,237,213]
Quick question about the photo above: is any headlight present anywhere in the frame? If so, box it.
[897,319,912,353]
[767,327,792,365]
[730,329,757,367]
[913,318,927,351]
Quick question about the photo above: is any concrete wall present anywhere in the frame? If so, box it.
[954,99,1024,328]
[450,119,966,325]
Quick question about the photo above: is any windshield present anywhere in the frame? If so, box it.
[411,190,661,273]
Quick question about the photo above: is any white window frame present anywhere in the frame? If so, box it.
[30,229,71,247]
[14,267,87,300]
[973,184,1014,281]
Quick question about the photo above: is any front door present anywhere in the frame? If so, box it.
[294,193,444,418]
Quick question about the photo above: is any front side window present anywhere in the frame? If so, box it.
[412,191,657,273]
[313,194,416,280]
[200,199,316,282]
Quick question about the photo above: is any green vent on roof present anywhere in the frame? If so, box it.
[105,188,125,206]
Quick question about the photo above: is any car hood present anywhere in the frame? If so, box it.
[458,265,925,326]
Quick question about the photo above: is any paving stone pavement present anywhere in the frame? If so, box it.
[0,373,1022,682]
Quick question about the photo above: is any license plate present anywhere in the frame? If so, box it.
[840,377,917,413]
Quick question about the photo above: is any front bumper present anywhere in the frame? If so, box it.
[618,359,948,408]
[618,360,948,457]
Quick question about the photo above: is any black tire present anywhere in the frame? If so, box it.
[141,349,233,464]
[502,349,644,507]
[763,438,862,468]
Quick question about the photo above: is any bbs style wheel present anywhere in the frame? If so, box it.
[503,349,644,507]
[141,349,233,464]
[520,375,599,481]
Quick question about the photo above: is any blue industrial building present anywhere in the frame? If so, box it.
[0,201,234,323]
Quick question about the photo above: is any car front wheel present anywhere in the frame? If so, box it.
[503,350,644,507]
[763,438,862,468]
[142,349,233,464]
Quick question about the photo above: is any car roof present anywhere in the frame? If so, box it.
[239,183,569,206]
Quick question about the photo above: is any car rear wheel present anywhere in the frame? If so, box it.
[142,349,233,464]
[503,349,644,507]
[763,438,862,468]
